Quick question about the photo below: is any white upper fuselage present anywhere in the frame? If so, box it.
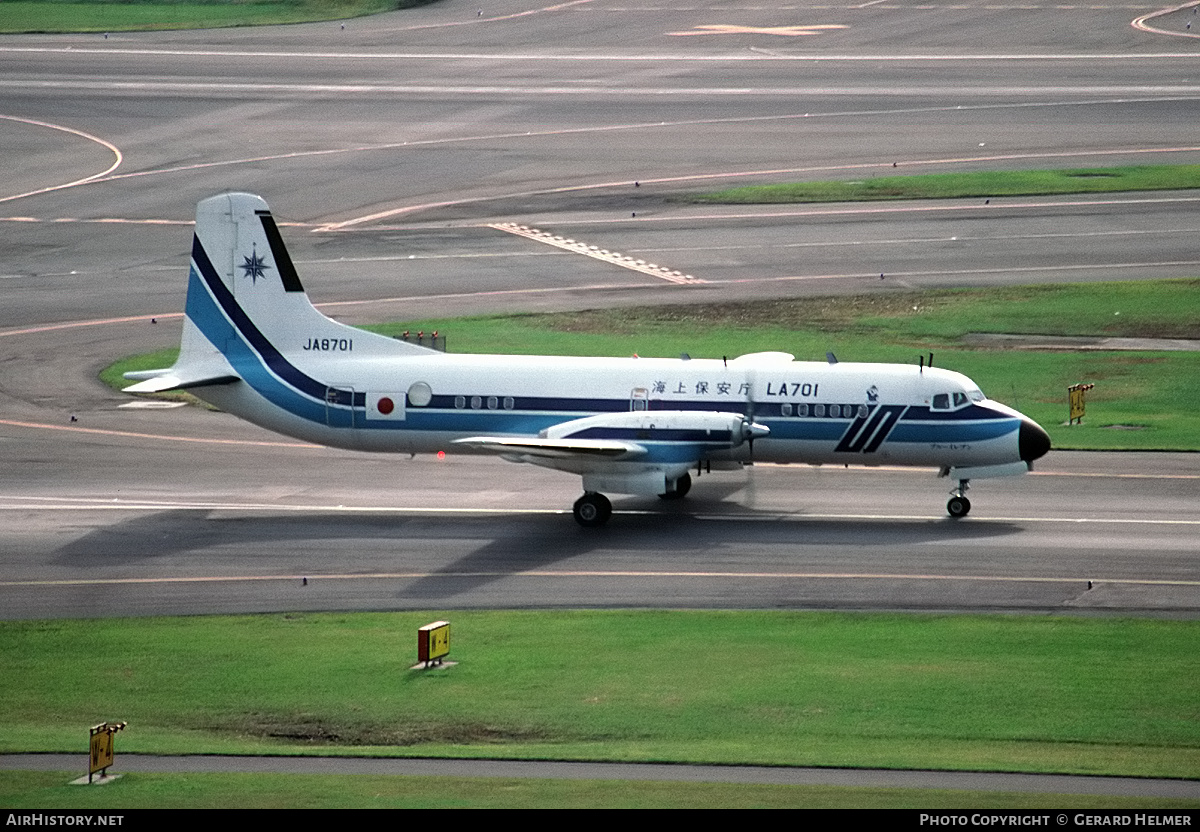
[199,345,1025,472]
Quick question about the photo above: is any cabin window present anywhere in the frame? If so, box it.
[454,396,465,409]
[504,397,515,410]
[471,396,482,409]
[797,403,809,417]
[814,404,826,417]
[858,404,869,418]
[487,396,498,410]
[829,404,841,418]
[781,403,793,416]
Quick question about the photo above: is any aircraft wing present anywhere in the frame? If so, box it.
[453,436,646,459]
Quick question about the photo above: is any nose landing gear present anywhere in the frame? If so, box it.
[947,479,971,518]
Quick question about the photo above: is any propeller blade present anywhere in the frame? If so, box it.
[741,419,769,459]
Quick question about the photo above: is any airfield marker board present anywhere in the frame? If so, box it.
[418,621,450,667]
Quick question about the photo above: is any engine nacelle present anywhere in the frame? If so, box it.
[582,469,679,497]
[543,410,768,449]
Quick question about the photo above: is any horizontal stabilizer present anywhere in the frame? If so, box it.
[123,311,240,394]
[123,368,240,394]
[454,435,646,459]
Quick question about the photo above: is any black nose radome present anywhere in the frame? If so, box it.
[1019,418,1051,464]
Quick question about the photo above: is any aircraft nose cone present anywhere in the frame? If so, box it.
[1019,418,1051,464]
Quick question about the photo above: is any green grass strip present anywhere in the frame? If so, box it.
[3,611,1198,780]
[693,165,1200,203]
[0,0,427,34]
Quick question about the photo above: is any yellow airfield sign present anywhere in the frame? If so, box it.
[418,620,451,666]
[1068,383,1094,424]
[88,721,126,781]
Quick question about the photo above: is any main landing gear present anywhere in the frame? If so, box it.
[573,492,612,527]
[947,479,971,518]
[658,472,691,500]
[573,473,694,527]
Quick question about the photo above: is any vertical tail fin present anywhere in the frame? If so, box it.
[187,191,351,353]
[125,192,426,394]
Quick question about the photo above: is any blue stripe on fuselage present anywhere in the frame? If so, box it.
[888,418,1018,444]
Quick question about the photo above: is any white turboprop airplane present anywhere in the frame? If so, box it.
[125,193,1051,526]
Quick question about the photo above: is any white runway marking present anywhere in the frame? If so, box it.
[1131,0,1200,37]
[117,401,188,409]
[490,223,703,284]
[669,24,849,36]
[0,115,122,203]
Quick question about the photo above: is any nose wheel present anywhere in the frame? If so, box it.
[573,492,612,527]
[947,479,971,518]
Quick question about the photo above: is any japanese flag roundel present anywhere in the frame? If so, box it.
[368,392,406,421]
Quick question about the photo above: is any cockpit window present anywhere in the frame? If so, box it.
[933,391,977,411]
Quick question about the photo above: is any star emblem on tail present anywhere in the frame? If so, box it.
[240,245,270,284]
